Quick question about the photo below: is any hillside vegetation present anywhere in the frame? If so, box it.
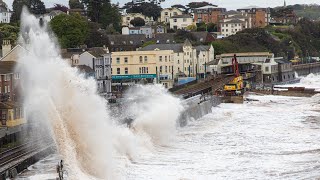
[211,19,320,58]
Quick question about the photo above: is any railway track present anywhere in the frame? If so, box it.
[0,137,53,172]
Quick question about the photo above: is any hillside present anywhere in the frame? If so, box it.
[211,19,320,59]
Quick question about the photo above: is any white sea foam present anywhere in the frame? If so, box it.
[18,8,183,180]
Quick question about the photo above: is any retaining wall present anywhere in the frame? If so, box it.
[178,95,221,127]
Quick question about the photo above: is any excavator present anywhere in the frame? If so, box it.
[223,54,244,96]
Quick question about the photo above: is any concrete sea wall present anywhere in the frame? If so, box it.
[178,95,221,127]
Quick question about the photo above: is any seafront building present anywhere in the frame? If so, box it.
[111,50,175,88]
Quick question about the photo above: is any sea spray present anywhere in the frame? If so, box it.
[123,85,184,146]
[18,8,114,179]
[17,8,184,179]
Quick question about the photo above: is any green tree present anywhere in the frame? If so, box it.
[186,24,197,31]
[82,0,121,31]
[85,22,109,48]
[186,1,214,9]
[207,23,217,32]
[50,13,88,48]
[0,24,19,43]
[130,17,145,27]
[69,0,84,9]
[11,0,46,22]
[125,2,161,20]
[174,29,196,43]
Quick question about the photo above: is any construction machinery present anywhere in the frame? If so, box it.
[223,54,244,96]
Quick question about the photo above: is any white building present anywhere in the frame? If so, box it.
[37,10,65,23]
[140,39,214,78]
[122,26,153,38]
[169,14,194,30]
[0,4,11,23]
[61,47,112,96]
[220,19,245,37]
[122,13,154,27]
[160,7,183,23]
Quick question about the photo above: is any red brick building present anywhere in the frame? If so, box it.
[237,6,270,28]
[193,5,226,24]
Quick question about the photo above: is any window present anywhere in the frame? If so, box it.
[159,56,162,62]
[222,24,224,27]
[14,73,20,79]
[165,56,167,62]
[165,12,168,15]
[265,67,269,72]
[116,58,120,64]
[165,66,167,73]
[178,60,180,64]
[125,67,128,74]
[111,68,112,74]
[146,67,148,73]
[226,29,228,32]
[222,29,224,32]
[173,19,177,22]
[139,56,143,63]
[160,66,162,73]
[117,68,120,74]
[226,24,228,27]
[183,18,187,22]
[144,56,148,62]
[173,12,177,16]
[5,75,10,81]
[124,57,128,63]
[4,86,7,93]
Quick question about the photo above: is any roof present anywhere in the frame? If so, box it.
[238,5,264,10]
[107,34,146,46]
[217,52,273,58]
[60,49,82,59]
[222,19,244,24]
[224,14,247,19]
[207,60,219,65]
[275,58,291,64]
[192,32,215,42]
[223,10,241,15]
[150,33,175,44]
[195,5,218,10]
[74,65,94,74]
[47,10,65,16]
[0,61,16,74]
[195,45,210,51]
[171,14,192,18]
[88,47,109,57]
[140,44,183,53]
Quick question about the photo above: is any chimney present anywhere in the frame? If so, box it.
[2,40,11,57]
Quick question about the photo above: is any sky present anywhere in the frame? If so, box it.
[3,0,320,10]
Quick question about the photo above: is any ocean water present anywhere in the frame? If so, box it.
[18,93,320,179]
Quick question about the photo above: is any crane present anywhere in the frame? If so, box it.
[223,54,244,96]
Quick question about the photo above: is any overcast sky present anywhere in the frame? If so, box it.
[3,0,320,10]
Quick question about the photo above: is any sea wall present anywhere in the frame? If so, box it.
[178,95,221,127]
[293,63,320,76]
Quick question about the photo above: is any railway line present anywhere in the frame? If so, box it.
[0,136,54,179]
